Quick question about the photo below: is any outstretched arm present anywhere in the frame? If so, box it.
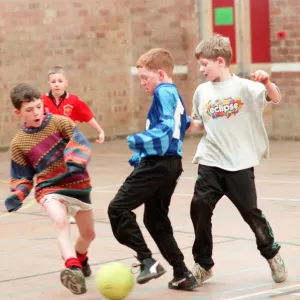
[251,70,281,103]
[5,146,34,212]
[87,118,105,144]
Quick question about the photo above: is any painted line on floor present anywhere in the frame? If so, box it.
[93,190,300,202]
[222,283,300,299]
[181,177,300,184]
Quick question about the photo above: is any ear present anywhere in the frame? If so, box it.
[217,56,226,66]
[158,70,165,81]
[65,79,69,86]
[14,109,21,116]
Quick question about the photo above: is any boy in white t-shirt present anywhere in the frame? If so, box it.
[190,34,287,287]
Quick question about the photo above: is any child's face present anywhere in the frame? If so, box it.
[137,67,161,95]
[15,98,44,128]
[198,57,225,82]
[48,73,68,96]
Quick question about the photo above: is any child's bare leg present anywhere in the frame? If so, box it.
[74,209,95,253]
[42,198,86,294]
[43,199,76,259]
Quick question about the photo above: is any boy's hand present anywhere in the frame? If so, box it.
[251,70,270,85]
[96,130,105,144]
[189,115,195,130]
[189,114,205,131]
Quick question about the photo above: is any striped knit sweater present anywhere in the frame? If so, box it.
[5,113,92,212]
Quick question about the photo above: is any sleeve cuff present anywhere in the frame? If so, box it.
[5,196,23,212]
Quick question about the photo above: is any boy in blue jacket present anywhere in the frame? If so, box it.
[108,48,197,291]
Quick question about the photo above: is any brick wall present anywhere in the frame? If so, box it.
[270,0,300,139]
[0,0,199,149]
[0,0,299,150]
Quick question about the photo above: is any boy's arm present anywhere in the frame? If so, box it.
[128,152,141,168]
[87,118,105,144]
[127,90,175,156]
[251,70,281,103]
[190,89,205,131]
[75,98,105,144]
[5,146,34,212]
[58,117,92,173]
[185,115,191,130]
[75,98,94,122]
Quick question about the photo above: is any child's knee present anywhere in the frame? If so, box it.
[143,212,152,229]
[54,215,69,230]
[107,202,114,217]
[81,229,96,242]
[107,201,123,218]
[144,214,163,232]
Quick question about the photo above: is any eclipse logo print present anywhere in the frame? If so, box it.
[206,97,244,119]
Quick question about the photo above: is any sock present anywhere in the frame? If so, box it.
[65,257,82,269]
[76,251,88,266]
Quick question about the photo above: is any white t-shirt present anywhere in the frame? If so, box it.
[192,74,276,171]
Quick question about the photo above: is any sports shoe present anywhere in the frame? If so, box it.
[133,258,166,284]
[82,258,92,277]
[192,263,213,286]
[268,252,287,283]
[69,216,76,224]
[168,271,198,291]
[60,267,86,295]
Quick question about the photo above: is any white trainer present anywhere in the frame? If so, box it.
[192,263,213,286]
[268,252,287,283]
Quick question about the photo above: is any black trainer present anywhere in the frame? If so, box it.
[134,258,166,284]
[168,271,198,291]
[82,258,92,277]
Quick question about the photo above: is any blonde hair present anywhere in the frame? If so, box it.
[195,34,232,67]
[136,48,174,77]
[48,66,67,78]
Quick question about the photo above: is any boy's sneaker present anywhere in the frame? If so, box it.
[134,258,166,284]
[69,216,76,224]
[192,263,213,286]
[168,271,198,291]
[60,267,86,295]
[82,259,92,277]
[268,252,287,283]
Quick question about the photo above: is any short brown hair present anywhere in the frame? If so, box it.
[195,34,232,67]
[136,48,174,77]
[10,83,41,110]
[48,66,66,78]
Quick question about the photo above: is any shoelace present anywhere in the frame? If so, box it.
[271,256,284,272]
[131,262,144,274]
[192,264,209,281]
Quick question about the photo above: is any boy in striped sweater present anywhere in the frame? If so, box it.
[108,48,197,291]
[5,83,95,295]
[43,66,105,225]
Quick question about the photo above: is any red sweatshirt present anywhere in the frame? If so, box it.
[42,91,93,122]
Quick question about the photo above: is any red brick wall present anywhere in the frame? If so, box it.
[0,0,199,149]
[270,0,300,139]
[129,0,199,130]
[0,0,299,149]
